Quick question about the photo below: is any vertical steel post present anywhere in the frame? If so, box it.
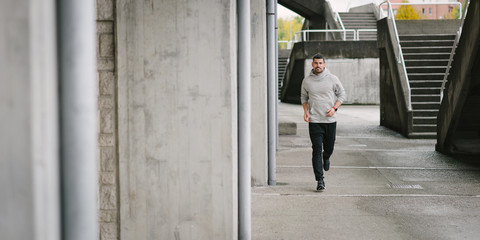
[238,0,251,239]
[57,0,98,239]
[267,0,277,186]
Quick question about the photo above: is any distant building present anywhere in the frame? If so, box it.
[389,0,463,19]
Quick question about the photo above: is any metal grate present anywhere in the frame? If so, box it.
[390,184,423,189]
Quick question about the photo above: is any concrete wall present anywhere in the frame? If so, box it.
[250,0,268,186]
[437,1,480,155]
[377,18,412,137]
[116,0,237,239]
[304,58,379,104]
[0,0,60,239]
[281,41,379,104]
[96,0,119,239]
[396,20,461,35]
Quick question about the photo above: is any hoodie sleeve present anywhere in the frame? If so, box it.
[334,77,346,103]
[300,78,309,104]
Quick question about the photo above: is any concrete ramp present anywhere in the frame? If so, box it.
[437,1,480,155]
[278,0,326,19]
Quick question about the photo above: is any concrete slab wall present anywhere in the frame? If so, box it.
[0,0,60,239]
[437,1,480,155]
[250,0,268,186]
[281,41,379,104]
[304,58,379,104]
[396,20,461,35]
[116,0,237,239]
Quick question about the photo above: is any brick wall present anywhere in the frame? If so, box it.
[96,0,118,239]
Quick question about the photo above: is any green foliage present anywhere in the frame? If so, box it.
[440,0,466,19]
[395,0,422,20]
[278,16,304,48]
[443,5,460,19]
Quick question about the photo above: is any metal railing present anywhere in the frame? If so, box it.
[294,29,377,41]
[379,0,411,110]
[356,29,377,40]
[335,11,346,39]
[440,1,470,101]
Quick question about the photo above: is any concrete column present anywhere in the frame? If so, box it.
[250,0,268,186]
[0,0,60,239]
[116,0,237,239]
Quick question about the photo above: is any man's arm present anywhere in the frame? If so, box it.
[302,102,310,122]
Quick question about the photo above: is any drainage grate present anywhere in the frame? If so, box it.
[390,184,423,189]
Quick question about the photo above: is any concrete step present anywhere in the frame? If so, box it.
[399,34,455,41]
[409,80,443,88]
[343,24,376,28]
[400,40,454,47]
[413,116,437,125]
[413,109,439,117]
[412,102,441,110]
[402,46,452,53]
[406,66,447,73]
[411,88,441,95]
[403,53,451,60]
[405,59,449,66]
[412,124,437,133]
[408,132,437,139]
[341,20,376,24]
[412,94,441,102]
[408,73,444,80]
[339,12,375,17]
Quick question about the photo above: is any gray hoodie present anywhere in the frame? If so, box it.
[301,68,346,123]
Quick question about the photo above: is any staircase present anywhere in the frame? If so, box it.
[338,12,377,40]
[278,50,290,99]
[399,34,456,139]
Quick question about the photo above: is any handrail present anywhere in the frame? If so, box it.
[440,1,470,101]
[335,12,347,40]
[378,2,463,19]
[296,29,357,41]
[356,29,377,40]
[295,29,378,41]
[379,0,411,110]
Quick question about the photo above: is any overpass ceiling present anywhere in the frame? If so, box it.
[278,0,325,19]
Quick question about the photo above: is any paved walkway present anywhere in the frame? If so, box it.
[252,103,480,240]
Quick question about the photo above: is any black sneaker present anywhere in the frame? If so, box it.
[323,157,330,171]
[316,180,325,191]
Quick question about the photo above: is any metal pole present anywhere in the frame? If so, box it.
[57,0,98,239]
[267,0,277,186]
[275,2,279,152]
[238,0,251,239]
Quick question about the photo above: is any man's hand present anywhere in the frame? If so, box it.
[302,103,310,122]
[326,108,335,117]
[304,111,310,122]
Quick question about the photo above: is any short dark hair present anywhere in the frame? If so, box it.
[313,54,325,62]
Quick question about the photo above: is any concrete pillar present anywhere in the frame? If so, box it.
[0,0,60,239]
[250,0,268,185]
[116,0,237,239]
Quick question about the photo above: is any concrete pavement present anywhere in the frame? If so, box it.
[252,103,480,240]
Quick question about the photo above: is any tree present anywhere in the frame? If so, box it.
[395,0,422,20]
[443,0,465,19]
[277,16,304,49]
[443,7,460,19]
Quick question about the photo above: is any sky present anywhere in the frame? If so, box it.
[278,0,377,19]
